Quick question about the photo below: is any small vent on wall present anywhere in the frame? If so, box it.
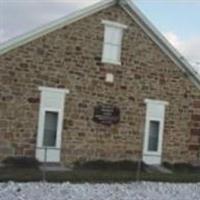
[105,73,114,83]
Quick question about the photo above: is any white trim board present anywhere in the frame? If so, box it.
[102,20,128,29]
[1,0,200,89]
[39,87,70,94]
[144,99,169,106]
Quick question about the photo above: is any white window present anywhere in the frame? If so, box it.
[102,20,127,65]
[36,87,69,162]
[147,120,160,152]
[43,111,58,147]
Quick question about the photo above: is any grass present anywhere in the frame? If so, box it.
[0,167,200,183]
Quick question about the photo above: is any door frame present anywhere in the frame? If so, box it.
[39,107,63,149]
[142,99,168,165]
[143,116,164,165]
[36,108,64,163]
[36,87,69,163]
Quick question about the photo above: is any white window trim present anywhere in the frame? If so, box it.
[102,59,122,65]
[102,20,128,29]
[144,99,169,106]
[39,86,70,94]
[101,20,127,65]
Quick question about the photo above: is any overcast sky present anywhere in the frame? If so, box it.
[1,0,200,68]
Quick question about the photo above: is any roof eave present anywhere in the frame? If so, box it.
[0,0,116,56]
[121,0,200,89]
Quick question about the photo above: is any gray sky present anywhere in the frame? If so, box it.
[0,0,98,43]
[1,0,200,70]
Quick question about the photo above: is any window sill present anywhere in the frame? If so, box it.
[101,59,121,66]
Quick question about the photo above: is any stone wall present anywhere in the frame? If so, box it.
[0,5,200,164]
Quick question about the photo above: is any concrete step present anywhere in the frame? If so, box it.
[191,161,200,167]
[39,163,71,172]
[145,164,172,174]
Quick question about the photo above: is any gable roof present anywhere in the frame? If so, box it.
[1,0,200,89]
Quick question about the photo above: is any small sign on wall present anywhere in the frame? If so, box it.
[93,104,120,126]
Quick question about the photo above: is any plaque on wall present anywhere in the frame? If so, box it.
[93,104,120,126]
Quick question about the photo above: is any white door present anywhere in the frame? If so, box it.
[36,87,69,163]
[142,99,168,165]
[36,108,62,162]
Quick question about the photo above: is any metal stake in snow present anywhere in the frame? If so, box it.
[41,147,48,182]
[136,120,145,182]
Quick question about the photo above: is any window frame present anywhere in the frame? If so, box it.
[42,108,61,148]
[146,117,162,153]
[101,20,127,65]
[143,99,168,156]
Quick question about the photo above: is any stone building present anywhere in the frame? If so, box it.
[0,0,200,166]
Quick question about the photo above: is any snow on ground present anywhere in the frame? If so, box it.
[0,182,199,200]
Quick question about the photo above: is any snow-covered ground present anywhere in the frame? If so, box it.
[0,182,199,200]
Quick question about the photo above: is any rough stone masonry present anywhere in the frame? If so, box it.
[0,5,200,165]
